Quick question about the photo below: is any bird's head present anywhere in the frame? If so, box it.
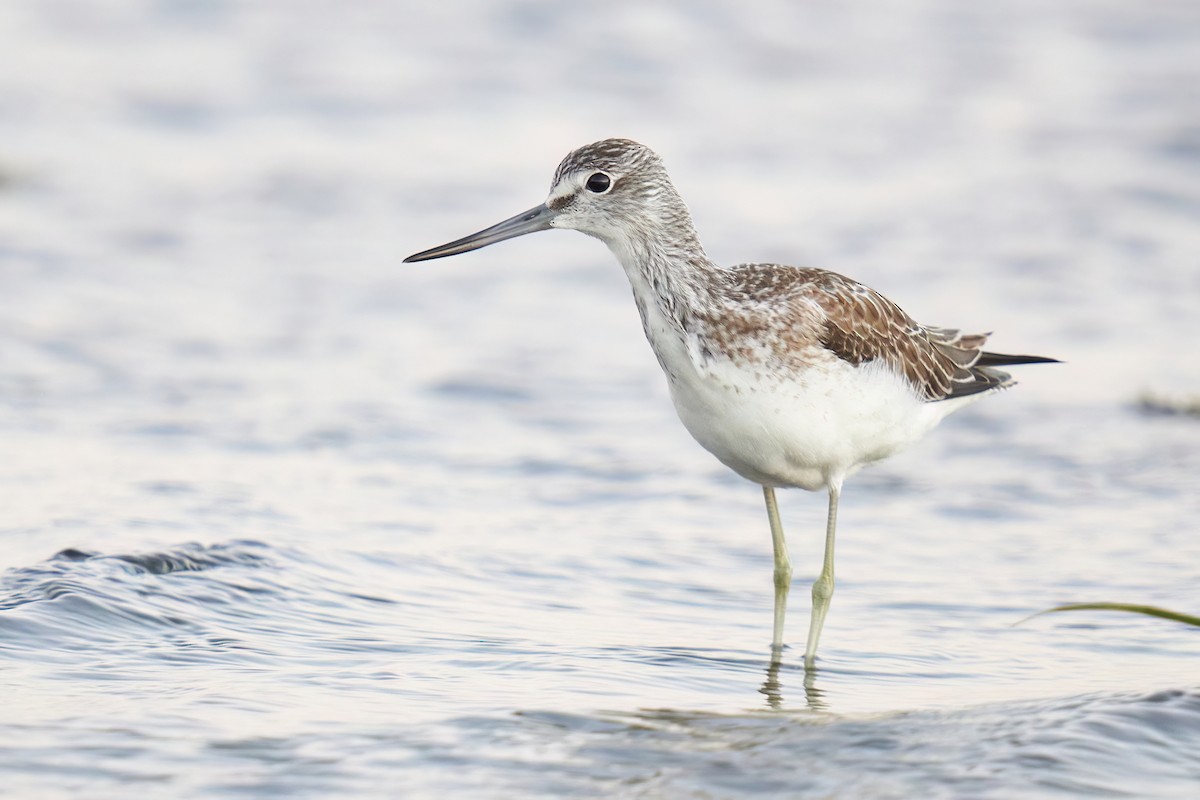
[404,138,681,263]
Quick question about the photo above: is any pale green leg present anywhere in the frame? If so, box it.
[762,486,791,655]
[803,483,841,668]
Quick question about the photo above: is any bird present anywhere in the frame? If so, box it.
[404,138,1056,667]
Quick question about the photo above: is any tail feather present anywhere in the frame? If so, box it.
[942,351,1058,401]
[925,327,1058,402]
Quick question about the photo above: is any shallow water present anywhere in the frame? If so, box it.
[2,1,1199,797]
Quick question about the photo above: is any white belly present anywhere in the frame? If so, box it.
[617,261,985,492]
[664,350,976,492]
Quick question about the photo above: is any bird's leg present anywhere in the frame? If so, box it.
[762,486,792,656]
[803,482,841,668]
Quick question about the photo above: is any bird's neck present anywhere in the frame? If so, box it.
[605,223,723,336]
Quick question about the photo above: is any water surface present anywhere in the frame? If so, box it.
[1,1,1198,797]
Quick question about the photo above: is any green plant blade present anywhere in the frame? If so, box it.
[1019,602,1200,628]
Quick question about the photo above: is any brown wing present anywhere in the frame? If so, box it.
[800,270,1004,401]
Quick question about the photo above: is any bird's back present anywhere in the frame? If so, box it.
[652,264,1050,490]
[696,265,1018,399]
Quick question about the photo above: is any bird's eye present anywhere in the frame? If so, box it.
[585,172,611,193]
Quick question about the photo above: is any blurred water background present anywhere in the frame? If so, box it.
[1,1,1199,797]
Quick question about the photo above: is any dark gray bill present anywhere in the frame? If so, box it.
[404,203,556,262]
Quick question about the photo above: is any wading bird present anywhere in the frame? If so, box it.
[405,138,1055,666]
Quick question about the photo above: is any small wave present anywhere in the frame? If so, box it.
[0,540,408,670]
[485,688,1200,798]
[0,540,292,664]
[0,540,275,611]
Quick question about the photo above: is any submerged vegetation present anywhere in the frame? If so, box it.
[1137,392,1200,419]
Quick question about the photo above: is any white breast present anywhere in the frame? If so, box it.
[615,247,986,492]
[635,294,979,491]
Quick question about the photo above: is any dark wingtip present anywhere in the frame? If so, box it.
[976,352,1061,367]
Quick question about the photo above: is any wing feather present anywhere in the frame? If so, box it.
[801,270,1002,401]
[721,266,1052,402]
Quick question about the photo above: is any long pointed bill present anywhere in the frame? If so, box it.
[403,203,556,262]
